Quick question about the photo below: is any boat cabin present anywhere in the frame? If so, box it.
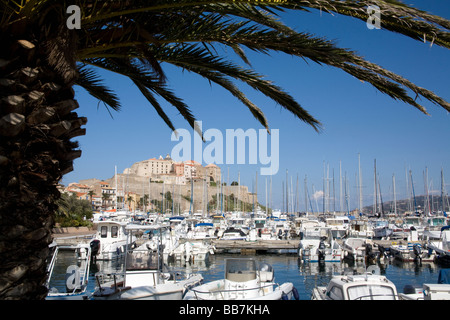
[315,274,398,300]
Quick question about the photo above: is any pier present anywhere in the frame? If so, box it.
[212,239,299,254]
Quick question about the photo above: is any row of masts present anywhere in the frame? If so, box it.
[112,155,449,216]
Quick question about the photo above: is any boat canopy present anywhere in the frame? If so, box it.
[170,216,185,221]
[195,223,214,227]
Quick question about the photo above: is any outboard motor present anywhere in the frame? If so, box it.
[413,243,422,264]
[90,239,100,261]
[378,244,388,262]
[317,237,326,262]
[277,229,283,240]
[365,243,377,264]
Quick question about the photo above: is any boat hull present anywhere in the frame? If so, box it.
[184,280,294,300]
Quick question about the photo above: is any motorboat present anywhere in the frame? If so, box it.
[389,241,434,263]
[372,219,393,239]
[401,216,426,237]
[348,218,374,239]
[399,269,450,300]
[325,216,350,239]
[221,227,248,240]
[341,237,369,262]
[90,220,136,260]
[423,215,449,240]
[427,227,450,266]
[185,222,217,240]
[183,258,298,300]
[45,243,91,300]
[311,269,398,300]
[298,226,342,263]
[170,240,215,262]
[91,224,203,300]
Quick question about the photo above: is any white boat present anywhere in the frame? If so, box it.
[325,216,350,239]
[221,227,248,240]
[170,240,215,262]
[46,243,91,300]
[348,218,374,238]
[341,237,369,262]
[183,258,298,300]
[298,226,342,263]
[427,227,450,266]
[372,219,393,239]
[311,271,399,300]
[401,216,426,236]
[185,222,217,240]
[389,240,434,263]
[423,215,449,240]
[90,220,136,260]
[399,269,450,300]
[91,224,203,300]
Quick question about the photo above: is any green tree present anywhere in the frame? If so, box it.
[55,192,93,227]
[0,0,449,300]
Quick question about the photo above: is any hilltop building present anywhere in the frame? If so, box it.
[122,154,221,185]
[73,154,255,213]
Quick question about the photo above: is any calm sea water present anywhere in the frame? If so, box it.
[50,251,446,300]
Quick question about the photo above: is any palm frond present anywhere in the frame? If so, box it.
[76,65,121,112]
[6,0,448,132]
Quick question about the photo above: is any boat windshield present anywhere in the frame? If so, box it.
[302,228,330,240]
[347,285,396,300]
[225,259,257,282]
[126,250,160,271]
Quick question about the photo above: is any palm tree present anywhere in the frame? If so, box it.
[0,0,449,299]
[101,192,111,210]
[87,189,95,209]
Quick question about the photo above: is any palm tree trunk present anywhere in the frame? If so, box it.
[0,10,85,299]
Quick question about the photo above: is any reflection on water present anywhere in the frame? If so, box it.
[48,252,446,300]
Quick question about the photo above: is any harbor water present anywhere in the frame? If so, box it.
[49,250,445,301]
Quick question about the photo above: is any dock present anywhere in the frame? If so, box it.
[212,239,299,254]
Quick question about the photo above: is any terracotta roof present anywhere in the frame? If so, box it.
[184,160,201,166]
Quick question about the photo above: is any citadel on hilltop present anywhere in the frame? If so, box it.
[123,154,221,185]
[64,154,255,213]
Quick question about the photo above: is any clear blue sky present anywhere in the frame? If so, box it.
[63,1,450,212]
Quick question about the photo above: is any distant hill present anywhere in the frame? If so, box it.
[362,194,448,215]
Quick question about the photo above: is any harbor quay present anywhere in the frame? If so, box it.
[52,227,414,255]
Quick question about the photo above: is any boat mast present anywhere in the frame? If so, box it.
[393,174,397,215]
[410,170,418,214]
[304,175,308,215]
[340,161,343,213]
[373,159,377,216]
[358,154,363,214]
[286,169,289,214]
[115,165,118,211]
[441,168,446,213]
